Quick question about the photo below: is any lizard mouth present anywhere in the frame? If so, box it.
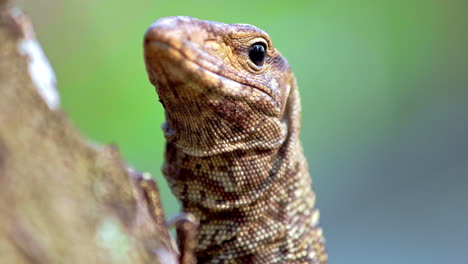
[145,39,275,101]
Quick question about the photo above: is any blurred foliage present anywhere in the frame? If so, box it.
[17,0,468,263]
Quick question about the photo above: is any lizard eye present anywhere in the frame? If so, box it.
[248,42,267,67]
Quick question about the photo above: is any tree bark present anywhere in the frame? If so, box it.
[0,2,177,263]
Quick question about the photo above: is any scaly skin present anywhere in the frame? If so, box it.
[144,16,327,264]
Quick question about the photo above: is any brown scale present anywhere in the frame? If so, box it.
[144,16,327,264]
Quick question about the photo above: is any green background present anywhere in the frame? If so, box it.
[18,0,468,263]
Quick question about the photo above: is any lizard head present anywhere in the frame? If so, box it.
[144,16,300,156]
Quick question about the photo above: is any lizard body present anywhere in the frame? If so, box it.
[144,16,327,264]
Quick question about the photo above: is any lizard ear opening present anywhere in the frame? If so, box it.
[281,77,301,137]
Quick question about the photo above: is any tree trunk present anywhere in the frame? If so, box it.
[0,1,177,263]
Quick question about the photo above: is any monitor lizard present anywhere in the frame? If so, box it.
[144,16,327,264]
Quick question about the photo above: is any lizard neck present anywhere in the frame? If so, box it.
[164,143,285,210]
[163,132,326,263]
